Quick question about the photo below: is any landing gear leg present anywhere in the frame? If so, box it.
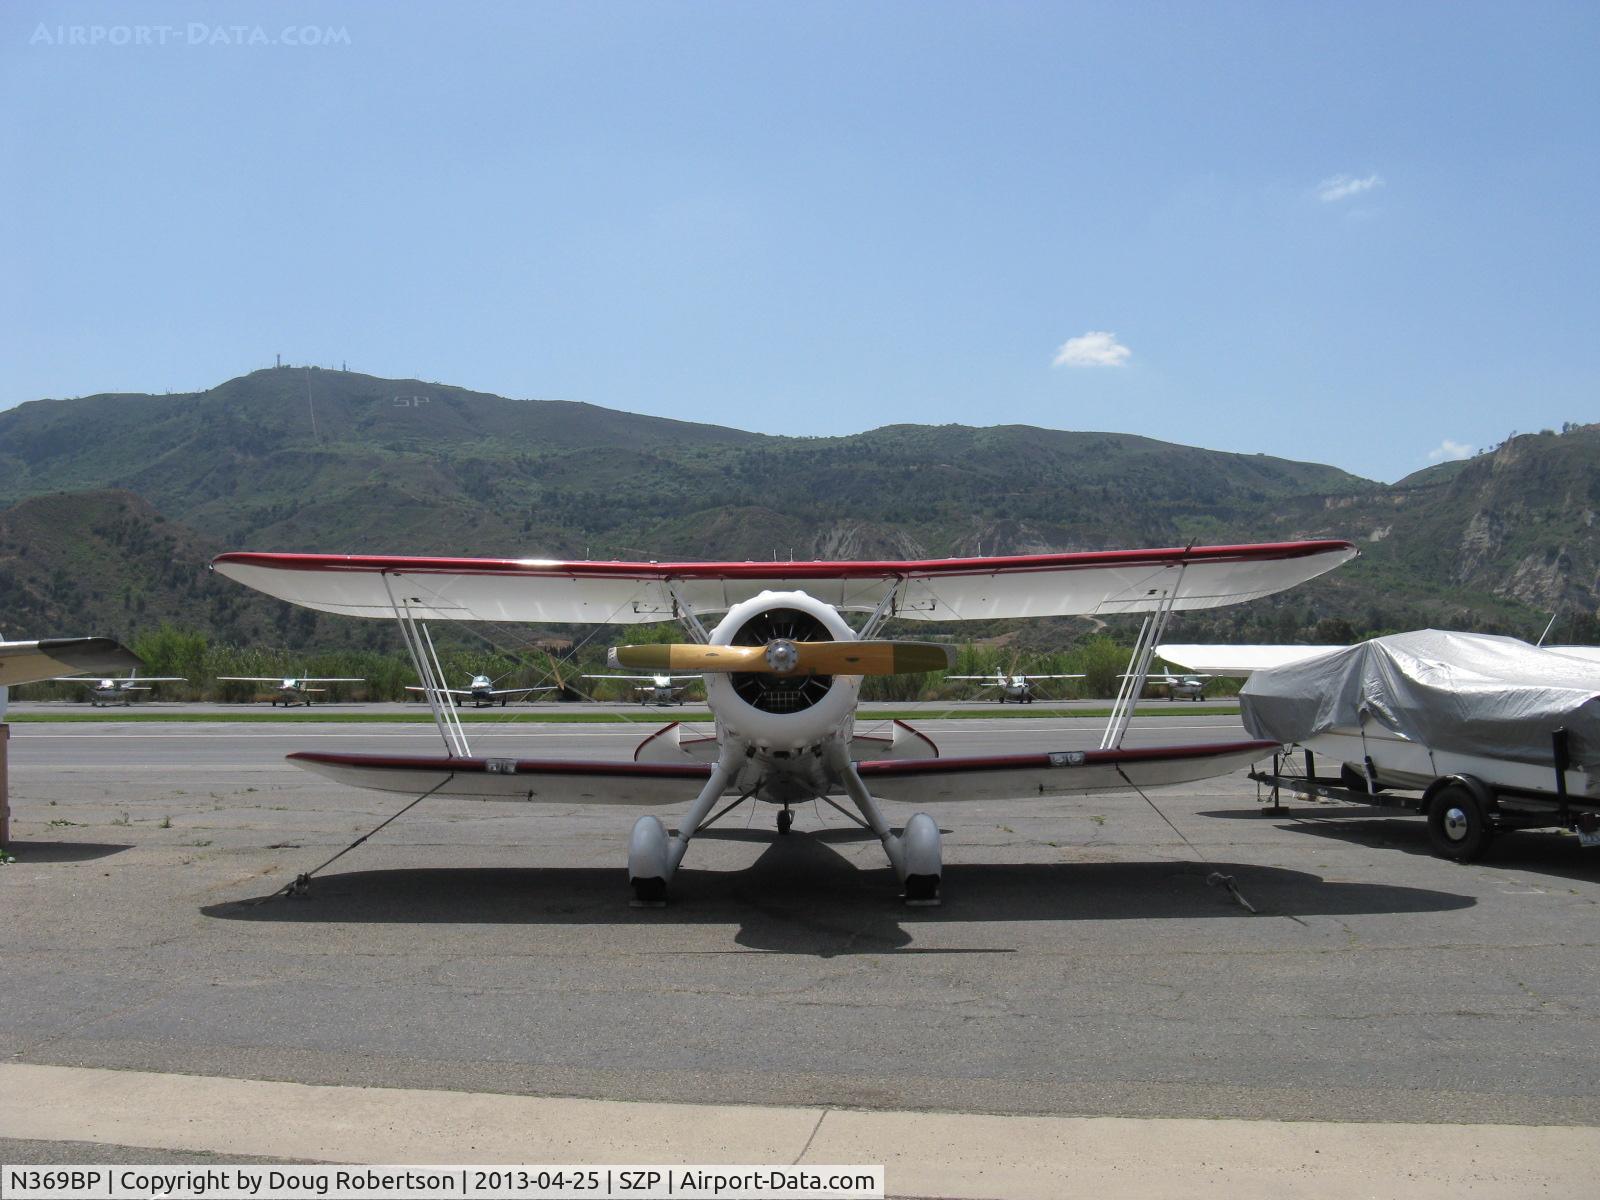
[829,745,942,905]
[626,747,741,905]
[777,807,793,835]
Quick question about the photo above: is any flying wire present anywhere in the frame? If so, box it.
[1114,764,1257,915]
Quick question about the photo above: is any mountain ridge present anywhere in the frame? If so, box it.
[1,367,1594,647]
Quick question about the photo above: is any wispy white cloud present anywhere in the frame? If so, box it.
[1427,438,1474,463]
[1317,173,1384,203]
[1052,330,1131,368]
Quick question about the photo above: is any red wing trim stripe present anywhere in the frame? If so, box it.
[288,741,1276,779]
[216,541,1355,581]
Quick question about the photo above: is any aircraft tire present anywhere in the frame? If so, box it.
[631,876,667,905]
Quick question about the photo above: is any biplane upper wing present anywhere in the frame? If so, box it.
[212,541,1357,625]
[1,638,142,688]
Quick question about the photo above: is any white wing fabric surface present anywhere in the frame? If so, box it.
[1156,644,1349,677]
[287,739,1276,803]
[213,542,1357,625]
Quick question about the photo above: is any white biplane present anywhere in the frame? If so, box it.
[213,540,1356,903]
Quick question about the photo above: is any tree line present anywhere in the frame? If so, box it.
[15,623,1243,704]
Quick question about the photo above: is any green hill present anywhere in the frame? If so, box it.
[1,367,1594,648]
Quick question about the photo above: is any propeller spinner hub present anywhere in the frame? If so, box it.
[764,639,800,674]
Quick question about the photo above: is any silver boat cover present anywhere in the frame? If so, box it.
[1240,630,1600,767]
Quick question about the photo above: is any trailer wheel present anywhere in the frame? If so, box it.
[1426,783,1491,862]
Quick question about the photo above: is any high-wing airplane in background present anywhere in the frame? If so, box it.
[0,638,142,688]
[405,674,556,708]
[582,671,700,705]
[1122,669,1214,700]
[948,670,1085,704]
[216,675,365,706]
[0,637,144,718]
[213,540,1357,904]
[51,669,187,706]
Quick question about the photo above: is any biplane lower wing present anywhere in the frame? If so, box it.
[288,752,713,804]
[287,739,1275,804]
[857,740,1276,802]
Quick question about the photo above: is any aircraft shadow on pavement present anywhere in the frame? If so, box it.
[202,831,1473,956]
[5,840,131,863]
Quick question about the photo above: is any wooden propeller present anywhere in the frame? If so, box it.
[608,640,954,676]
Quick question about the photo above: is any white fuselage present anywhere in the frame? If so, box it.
[90,679,134,706]
[1000,674,1036,703]
[272,678,318,706]
[1169,676,1207,700]
[638,675,686,705]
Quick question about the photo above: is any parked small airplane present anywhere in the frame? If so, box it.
[214,539,1357,905]
[51,669,187,707]
[0,638,142,688]
[1122,670,1214,700]
[406,674,556,708]
[948,670,1085,703]
[0,637,143,718]
[583,672,699,705]
[216,675,365,706]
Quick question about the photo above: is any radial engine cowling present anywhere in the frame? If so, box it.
[703,590,862,752]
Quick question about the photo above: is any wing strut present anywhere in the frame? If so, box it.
[858,580,903,639]
[667,582,710,644]
[1100,560,1186,750]
[383,574,470,757]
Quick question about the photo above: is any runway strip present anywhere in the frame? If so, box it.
[1,1064,1591,1199]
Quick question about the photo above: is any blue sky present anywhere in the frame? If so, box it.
[3,1,1595,481]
